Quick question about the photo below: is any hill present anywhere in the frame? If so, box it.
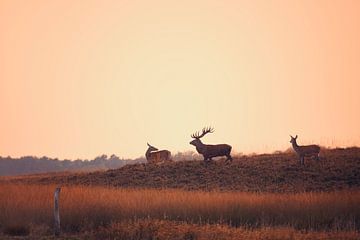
[4,148,360,193]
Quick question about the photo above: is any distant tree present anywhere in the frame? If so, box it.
[109,154,120,161]
[172,151,202,161]
[94,154,108,162]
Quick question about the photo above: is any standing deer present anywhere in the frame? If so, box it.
[145,143,172,164]
[190,127,232,163]
[290,135,320,165]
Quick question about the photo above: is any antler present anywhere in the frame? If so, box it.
[191,126,214,139]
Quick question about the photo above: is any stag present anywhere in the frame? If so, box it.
[145,143,172,164]
[190,127,232,163]
[290,135,320,165]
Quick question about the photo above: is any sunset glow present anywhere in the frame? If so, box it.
[1,0,359,159]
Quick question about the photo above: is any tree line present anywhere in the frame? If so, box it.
[0,151,201,176]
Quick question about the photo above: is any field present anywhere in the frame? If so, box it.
[0,184,359,239]
[1,148,360,239]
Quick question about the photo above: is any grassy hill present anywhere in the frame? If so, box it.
[6,147,360,193]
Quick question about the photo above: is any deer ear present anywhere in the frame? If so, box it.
[147,143,150,147]
[295,135,298,139]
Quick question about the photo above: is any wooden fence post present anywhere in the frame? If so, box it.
[54,187,61,236]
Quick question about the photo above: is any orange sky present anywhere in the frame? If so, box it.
[1,0,360,159]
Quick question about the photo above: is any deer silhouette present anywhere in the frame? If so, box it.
[190,127,232,163]
[145,143,171,164]
[290,135,320,165]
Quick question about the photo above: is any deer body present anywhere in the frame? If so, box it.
[290,135,320,165]
[190,127,232,163]
[145,143,171,164]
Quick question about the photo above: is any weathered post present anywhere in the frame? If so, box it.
[54,187,61,236]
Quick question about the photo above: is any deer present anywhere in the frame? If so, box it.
[145,143,172,164]
[190,127,232,163]
[290,135,320,165]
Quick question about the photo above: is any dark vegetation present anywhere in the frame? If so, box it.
[0,151,201,176]
[6,147,360,193]
[0,152,200,176]
[0,154,143,176]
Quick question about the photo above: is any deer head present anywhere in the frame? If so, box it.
[190,127,214,146]
[147,143,158,152]
[289,135,298,144]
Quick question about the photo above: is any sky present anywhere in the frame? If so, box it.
[1,0,360,159]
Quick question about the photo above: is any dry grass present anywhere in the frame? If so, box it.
[1,220,359,240]
[0,183,359,236]
[1,148,359,238]
[93,220,360,240]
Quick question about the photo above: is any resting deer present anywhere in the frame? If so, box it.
[145,143,172,164]
[290,135,320,165]
[190,127,232,163]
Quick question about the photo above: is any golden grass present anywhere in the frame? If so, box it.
[0,183,359,235]
[93,220,360,240]
[2,220,359,239]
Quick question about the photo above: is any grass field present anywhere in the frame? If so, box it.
[1,148,359,239]
[0,183,359,239]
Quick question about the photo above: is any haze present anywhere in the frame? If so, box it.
[1,0,359,159]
